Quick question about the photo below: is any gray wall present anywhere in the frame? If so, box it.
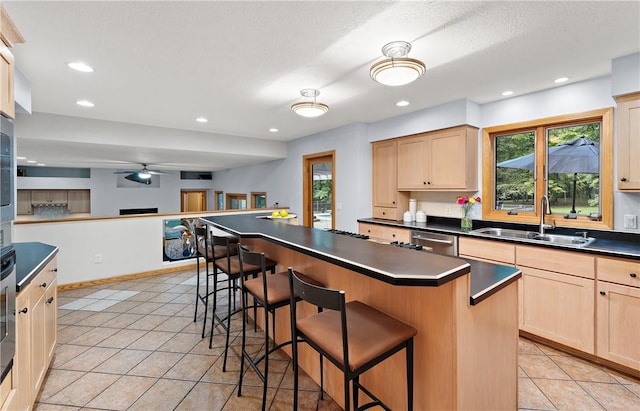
[211,123,371,231]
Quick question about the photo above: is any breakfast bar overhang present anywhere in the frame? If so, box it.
[201,213,522,410]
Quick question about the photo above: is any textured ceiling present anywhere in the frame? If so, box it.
[4,1,640,171]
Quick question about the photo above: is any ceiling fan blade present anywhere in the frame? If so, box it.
[113,170,138,174]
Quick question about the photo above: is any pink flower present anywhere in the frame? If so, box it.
[456,196,481,205]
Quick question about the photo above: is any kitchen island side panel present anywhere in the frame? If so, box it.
[243,238,518,410]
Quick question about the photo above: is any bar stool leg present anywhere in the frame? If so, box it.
[407,338,414,411]
[200,263,210,338]
[222,276,234,371]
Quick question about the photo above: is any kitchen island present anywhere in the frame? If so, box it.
[201,213,521,410]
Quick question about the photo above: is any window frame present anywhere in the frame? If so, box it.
[251,192,267,208]
[214,190,224,210]
[225,193,247,210]
[482,108,613,230]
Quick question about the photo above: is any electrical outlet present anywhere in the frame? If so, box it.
[624,215,637,229]
[94,254,102,263]
[445,206,452,215]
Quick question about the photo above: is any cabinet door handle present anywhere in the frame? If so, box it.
[18,307,28,314]
[599,291,606,296]
[620,177,627,182]
[40,282,47,288]
[46,297,54,304]
[631,273,637,278]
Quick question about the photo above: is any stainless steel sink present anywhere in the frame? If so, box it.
[471,227,595,248]
[528,233,595,247]
[471,227,537,239]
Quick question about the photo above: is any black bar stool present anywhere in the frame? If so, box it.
[208,235,277,372]
[237,246,324,411]
[288,268,417,411]
[193,227,239,338]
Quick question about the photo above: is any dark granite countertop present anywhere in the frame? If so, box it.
[358,217,640,260]
[14,242,58,292]
[201,213,521,305]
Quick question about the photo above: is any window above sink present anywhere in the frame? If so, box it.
[481,107,614,230]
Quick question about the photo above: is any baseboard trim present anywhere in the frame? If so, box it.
[57,262,204,292]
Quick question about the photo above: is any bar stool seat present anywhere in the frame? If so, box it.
[288,268,417,411]
[297,300,416,371]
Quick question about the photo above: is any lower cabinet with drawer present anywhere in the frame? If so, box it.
[517,245,596,354]
[11,256,58,411]
[358,222,411,243]
[596,256,640,371]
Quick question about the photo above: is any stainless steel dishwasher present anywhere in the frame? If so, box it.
[411,230,458,256]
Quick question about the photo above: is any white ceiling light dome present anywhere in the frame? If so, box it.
[370,41,426,86]
[291,89,329,118]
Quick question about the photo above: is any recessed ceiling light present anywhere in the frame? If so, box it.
[502,90,514,96]
[196,117,208,123]
[269,128,279,133]
[27,160,37,164]
[396,100,410,107]
[76,100,95,107]
[554,77,569,84]
[68,62,94,73]
[36,163,46,166]
[16,156,26,160]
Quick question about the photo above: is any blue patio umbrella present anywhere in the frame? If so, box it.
[497,136,599,213]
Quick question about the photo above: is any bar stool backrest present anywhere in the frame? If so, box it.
[288,268,349,372]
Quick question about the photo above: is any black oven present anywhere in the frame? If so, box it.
[1,248,16,383]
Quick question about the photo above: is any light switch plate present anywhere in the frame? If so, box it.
[623,215,637,229]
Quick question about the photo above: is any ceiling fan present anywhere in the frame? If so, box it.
[113,164,169,180]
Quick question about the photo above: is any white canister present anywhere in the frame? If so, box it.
[409,199,417,221]
[403,211,413,222]
[416,210,427,223]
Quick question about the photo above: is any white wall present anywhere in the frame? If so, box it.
[13,211,257,286]
[612,53,640,97]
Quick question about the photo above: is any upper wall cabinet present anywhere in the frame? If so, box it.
[397,125,478,191]
[0,7,25,119]
[616,93,640,190]
[372,140,408,220]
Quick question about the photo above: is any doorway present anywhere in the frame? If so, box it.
[181,190,207,212]
[303,151,335,229]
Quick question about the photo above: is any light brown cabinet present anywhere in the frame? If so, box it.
[67,189,91,213]
[0,7,24,119]
[397,125,478,191]
[616,92,640,190]
[358,222,411,243]
[372,140,408,220]
[0,44,13,118]
[517,245,595,354]
[30,190,68,205]
[12,257,58,411]
[16,190,32,215]
[596,257,640,370]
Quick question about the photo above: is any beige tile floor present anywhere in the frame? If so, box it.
[33,268,640,411]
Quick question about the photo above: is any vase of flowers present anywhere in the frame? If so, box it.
[456,196,481,232]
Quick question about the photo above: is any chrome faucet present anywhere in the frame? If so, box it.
[539,195,556,236]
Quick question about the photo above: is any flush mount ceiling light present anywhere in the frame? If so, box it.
[68,61,94,73]
[76,100,95,107]
[291,89,329,118]
[370,41,426,86]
